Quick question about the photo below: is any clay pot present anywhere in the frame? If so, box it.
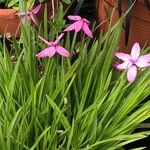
[0,9,20,37]
[96,0,150,53]
[0,1,57,38]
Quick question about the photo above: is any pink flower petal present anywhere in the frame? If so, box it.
[115,61,130,70]
[36,47,56,58]
[56,46,70,57]
[68,15,81,21]
[38,36,51,46]
[29,14,37,26]
[131,42,140,60]
[64,24,75,32]
[74,21,83,32]
[127,65,137,83]
[83,18,90,24]
[32,4,41,14]
[64,21,82,32]
[138,54,150,63]
[82,22,93,38]
[54,33,64,44]
[135,61,150,68]
[135,54,150,68]
[16,12,26,16]
[115,52,131,61]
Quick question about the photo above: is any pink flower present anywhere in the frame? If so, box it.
[64,15,93,38]
[36,33,70,58]
[114,42,150,82]
[16,4,41,26]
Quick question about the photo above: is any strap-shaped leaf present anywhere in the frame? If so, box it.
[117,0,126,30]
[117,0,123,17]
[125,0,133,46]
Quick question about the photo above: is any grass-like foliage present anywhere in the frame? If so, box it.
[0,4,150,150]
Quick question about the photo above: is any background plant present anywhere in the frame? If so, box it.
[0,0,74,10]
[0,0,46,10]
[0,3,150,150]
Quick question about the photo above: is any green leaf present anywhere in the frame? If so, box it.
[47,96,70,130]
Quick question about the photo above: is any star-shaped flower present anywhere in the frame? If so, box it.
[16,4,41,26]
[114,42,150,82]
[64,15,93,38]
[36,33,70,58]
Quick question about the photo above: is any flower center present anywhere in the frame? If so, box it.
[130,59,137,65]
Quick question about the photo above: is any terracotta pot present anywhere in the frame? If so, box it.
[96,0,150,53]
[0,1,57,38]
[0,9,20,37]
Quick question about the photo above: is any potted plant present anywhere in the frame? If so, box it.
[96,0,150,53]
[1,6,150,148]
[0,0,59,37]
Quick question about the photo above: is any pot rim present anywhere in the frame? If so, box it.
[0,9,17,17]
[102,0,146,5]
[0,2,48,17]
